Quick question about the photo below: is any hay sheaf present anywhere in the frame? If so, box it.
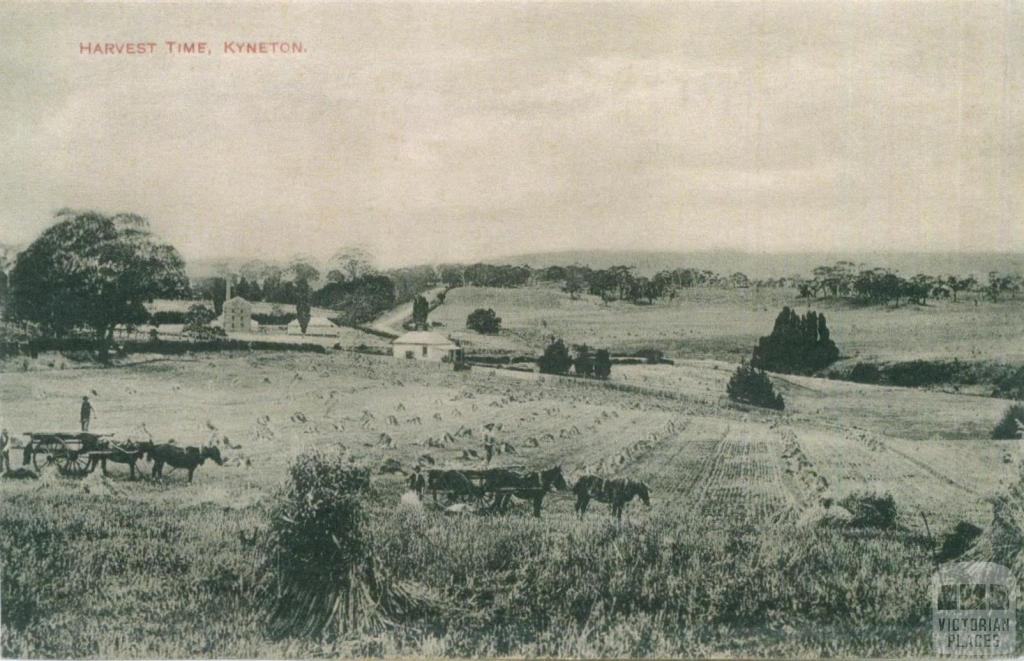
[966,464,1024,581]
[263,450,446,640]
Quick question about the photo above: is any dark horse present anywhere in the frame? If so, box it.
[573,475,650,520]
[485,466,569,517]
[147,444,224,482]
[414,468,482,504]
[87,441,152,480]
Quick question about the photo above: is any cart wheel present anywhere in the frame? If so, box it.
[31,437,63,471]
[55,441,91,477]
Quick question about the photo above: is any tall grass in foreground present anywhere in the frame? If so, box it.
[368,506,936,657]
[1,473,1019,657]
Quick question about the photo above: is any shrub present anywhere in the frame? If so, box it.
[251,312,296,325]
[182,304,225,341]
[936,521,983,562]
[635,348,665,364]
[466,308,501,334]
[571,344,612,379]
[991,403,1024,440]
[148,310,189,325]
[751,307,839,374]
[727,360,784,410]
[993,367,1024,400]
[839,492,898,529]
[538,338,573,375]
[884,360,957,387]
[849,362,881,384]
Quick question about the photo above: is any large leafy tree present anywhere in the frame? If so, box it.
[538,338,573,375]
[8,210,189,360]
[330,246,376,281]
[466,308,501,334]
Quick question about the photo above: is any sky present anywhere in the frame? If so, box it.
[1,2,1022,268]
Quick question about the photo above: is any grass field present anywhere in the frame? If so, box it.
[430,285,1024,365]
[1,347,1021,657]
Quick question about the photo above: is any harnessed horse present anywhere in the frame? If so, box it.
[573,475,650,520]
[414,468,483,504]
[146,444,225,482]
[88,440,152,480]
[484,466,569,517]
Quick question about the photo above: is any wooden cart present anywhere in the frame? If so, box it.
[21,431,127,477]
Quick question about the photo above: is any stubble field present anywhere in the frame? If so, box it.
[430,285,1024,365]
[1,342,1021,657]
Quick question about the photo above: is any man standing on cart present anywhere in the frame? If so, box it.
[80,396,96,432]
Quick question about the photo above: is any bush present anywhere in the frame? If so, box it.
[251,312,296,325]
[571,344,612,379]
[991,403,1024,440]
[884,360,957,388]
[635,348,665,364]
[148,310,188,325]
[936,521,983,562]
[839,492,898,529]
[466,308,501,334]
[849,362,881,384]
[727,361,784,410]
[182,304,225,341]
[751,307,839,374]
[993,367,1024,400]
[538,338,573,375]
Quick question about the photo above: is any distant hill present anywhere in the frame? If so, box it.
[488,249,1024,279]
[6,243,1020,282]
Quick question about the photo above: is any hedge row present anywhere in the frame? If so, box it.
[2,337,327,358]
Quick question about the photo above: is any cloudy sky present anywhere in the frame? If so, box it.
[1,2,1021,267]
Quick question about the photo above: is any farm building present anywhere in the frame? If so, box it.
[392,331,463,362]
[221,296,253,334]
[287,317,339,337]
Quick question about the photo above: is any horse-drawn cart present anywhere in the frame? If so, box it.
[413,465,568,516]
[22,431,143,477]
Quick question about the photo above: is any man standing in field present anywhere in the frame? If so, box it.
[482,424,496,464]
[80,396,96,432]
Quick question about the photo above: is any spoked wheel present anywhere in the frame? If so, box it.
[31,437,63,472]
[54,441,91,477]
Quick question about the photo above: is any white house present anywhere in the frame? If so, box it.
[287,316,339,337]
[392,331,463,362]
[221,296,253,334]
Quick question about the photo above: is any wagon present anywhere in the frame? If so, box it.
[421,465,534,508]
[21,431,142,477]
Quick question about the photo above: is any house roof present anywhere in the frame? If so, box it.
[392,331,456,346]
[287,317,337,327]
[225,296,250,305]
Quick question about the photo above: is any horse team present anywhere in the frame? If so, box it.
[84,441,224,482]
[409,465,651,519]
[78,440,650,518]
[71,434,650,519]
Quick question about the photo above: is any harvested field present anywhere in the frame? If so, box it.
[1,348,1020,657]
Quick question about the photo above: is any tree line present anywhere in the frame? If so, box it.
[797,261,1022,305]
[431,260,1023,307]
